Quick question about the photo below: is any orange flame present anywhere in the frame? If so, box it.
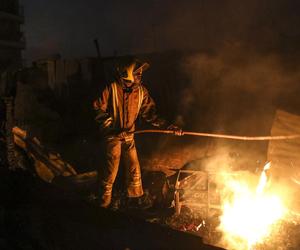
[218,162,287,250]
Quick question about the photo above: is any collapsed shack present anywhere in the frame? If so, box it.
[7,108,300,249]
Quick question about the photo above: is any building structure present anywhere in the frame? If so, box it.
[0,0,25,73]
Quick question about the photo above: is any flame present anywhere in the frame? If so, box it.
[218,162,287,250]
[256,162,271,195]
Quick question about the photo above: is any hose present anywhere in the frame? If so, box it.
[134,129,300,141]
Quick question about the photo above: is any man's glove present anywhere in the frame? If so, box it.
[167,124,183,136]
[102,117,113,129]
[99,117,114,136]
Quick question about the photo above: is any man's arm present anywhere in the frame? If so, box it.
[139,86,168,128]
[93,85,112,130]
[139,86,182,135]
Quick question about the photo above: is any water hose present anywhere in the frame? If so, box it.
[134,129,300,141]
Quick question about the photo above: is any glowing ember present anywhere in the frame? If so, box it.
[218,162,287,250]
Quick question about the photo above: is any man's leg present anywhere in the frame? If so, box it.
[99,137,121,207]
[122,137,143,198]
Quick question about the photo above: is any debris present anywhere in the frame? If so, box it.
[13,126,77,182]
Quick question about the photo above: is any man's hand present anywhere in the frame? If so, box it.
[167,124,183,136]
[100,117,113,136]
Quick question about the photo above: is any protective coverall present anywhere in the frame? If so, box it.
[93,76,168,207]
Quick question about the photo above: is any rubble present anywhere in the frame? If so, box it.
[13,126,77,182]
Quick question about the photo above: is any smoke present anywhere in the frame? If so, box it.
[178,46,300,135]
[141,45,300,173]
[139,0,300,54]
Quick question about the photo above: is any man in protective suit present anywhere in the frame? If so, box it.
[93,57,181,208]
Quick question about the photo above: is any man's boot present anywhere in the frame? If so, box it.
[99,194,112,208]
[126,194,152,209]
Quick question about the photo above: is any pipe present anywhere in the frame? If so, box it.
[134,129,300,141]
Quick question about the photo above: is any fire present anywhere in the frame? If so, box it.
[218,162,287,250]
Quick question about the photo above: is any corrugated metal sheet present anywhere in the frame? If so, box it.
[268,109,300,180]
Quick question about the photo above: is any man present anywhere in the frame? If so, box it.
[93,57,181,208]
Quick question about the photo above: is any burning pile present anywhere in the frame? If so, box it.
[218,162,289,250]
[166,158,300,249]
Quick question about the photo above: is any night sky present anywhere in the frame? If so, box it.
[22,0,300,62]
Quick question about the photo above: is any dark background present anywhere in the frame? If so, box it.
[23,0,300,61]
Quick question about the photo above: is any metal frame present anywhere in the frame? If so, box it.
[174,169,221,217]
